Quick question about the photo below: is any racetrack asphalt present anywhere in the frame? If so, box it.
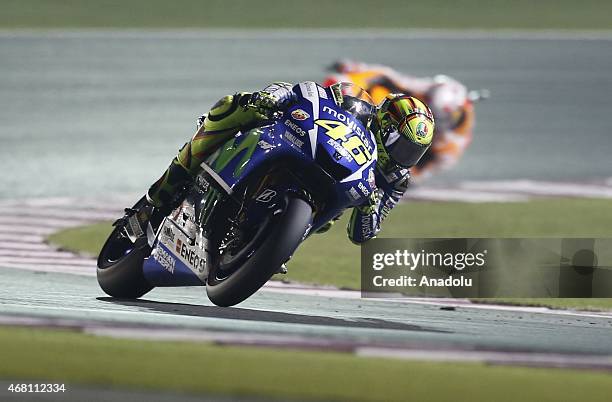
[1,31,612,372]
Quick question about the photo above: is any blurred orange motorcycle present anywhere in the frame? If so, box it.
[324,60,488,183]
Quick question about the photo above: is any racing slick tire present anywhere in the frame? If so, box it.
[97,225,153,299]
[206,196,312,307]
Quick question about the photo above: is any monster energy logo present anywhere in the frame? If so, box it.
[213,129,262,177]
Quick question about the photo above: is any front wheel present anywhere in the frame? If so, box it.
[97,215,154,299]
[206,196,313,307]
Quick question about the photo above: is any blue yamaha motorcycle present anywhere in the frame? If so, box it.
[97,82,378,306]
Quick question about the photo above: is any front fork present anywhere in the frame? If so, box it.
[198,187,224,236]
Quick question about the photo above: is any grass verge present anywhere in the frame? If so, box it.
[2,0,612,30]
[48,221,113,257]
[1,326,611,402]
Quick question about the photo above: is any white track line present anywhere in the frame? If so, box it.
[0,225,57,235]
[0,257,96,266]
[460,180,612,198]
[405,188,529,203]
[0,241,51,250]
[0,207,121,221]
[0,216,87,228]
[356,347,612,369]
[0,198,123,278]
[1,264,96,276]
[0,234,44,243]
[0,233,44,243]
[0,249,87,259]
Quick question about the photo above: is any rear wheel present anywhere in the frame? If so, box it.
[206,196,312,307]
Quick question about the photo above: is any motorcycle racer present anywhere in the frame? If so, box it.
[124,81,434,246]
[324,60,475,183]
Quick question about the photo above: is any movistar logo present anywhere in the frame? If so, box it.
[322,106,373,153]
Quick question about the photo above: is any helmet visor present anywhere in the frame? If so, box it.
[385,130,430,167]
[383,115,433,167]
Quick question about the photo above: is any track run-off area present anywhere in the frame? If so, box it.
[1,30,612,375]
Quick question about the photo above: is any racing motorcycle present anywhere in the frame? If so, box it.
[97,82,378,307]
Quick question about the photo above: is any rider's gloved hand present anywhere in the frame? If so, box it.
[356,190,381,215]
[246,91,282,119]
[246,83,295,119]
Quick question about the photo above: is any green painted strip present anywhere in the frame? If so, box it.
[1,326,611,402]
[2,1,612,30]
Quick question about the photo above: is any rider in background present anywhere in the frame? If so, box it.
[324,60,475,184]
[125,81,435,245]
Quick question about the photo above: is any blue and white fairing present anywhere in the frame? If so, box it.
[204,81,378,223]
[143,205,209,286]
[142,81,378,286]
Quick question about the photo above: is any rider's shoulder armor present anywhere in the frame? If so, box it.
[291,81,327,100]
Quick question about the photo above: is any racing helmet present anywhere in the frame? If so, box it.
[328,82,376,129]
[376,94,435,168]
[425,75,468,132]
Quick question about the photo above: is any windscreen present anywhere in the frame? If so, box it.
[330,82,376,129]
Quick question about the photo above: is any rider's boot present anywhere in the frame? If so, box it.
[122,201,155,243]
[277,264,288,275]
[122,158,192,242]
[315,220,334,234]
[147,157,193,211]
[315,213,343,234]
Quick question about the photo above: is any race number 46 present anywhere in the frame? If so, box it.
[315,119,372,165]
